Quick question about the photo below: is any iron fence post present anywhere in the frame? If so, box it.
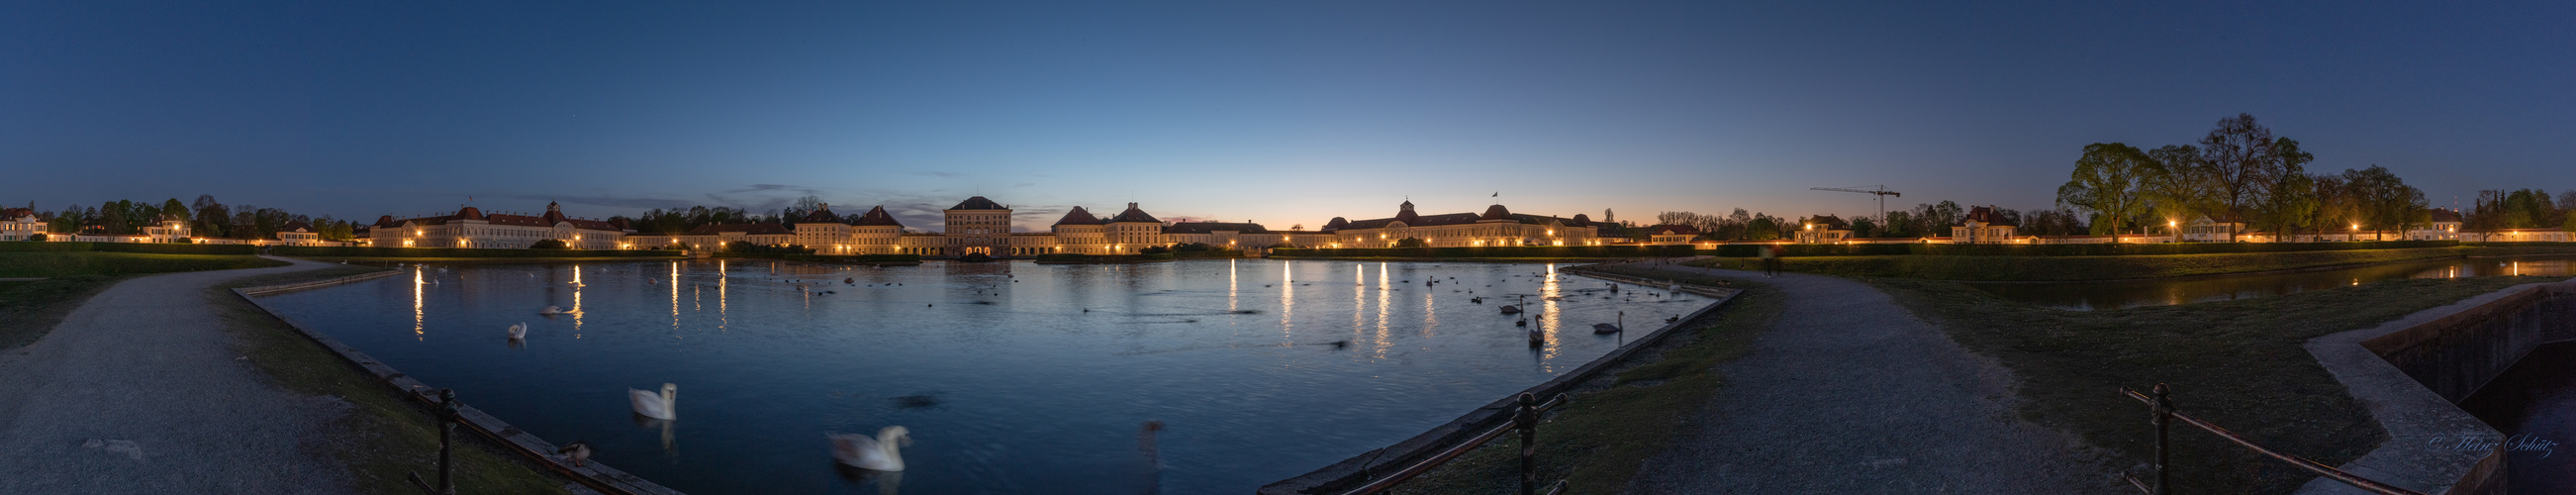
[1517,392,1538,495]
[2151,383,2173,495]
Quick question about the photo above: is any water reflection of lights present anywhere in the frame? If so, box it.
[671,262,681,331]
[1539,263,1562,367]
[1227,259,1238,313]
[1375,262,1390,358]
[571,265,584,332]
[413,265,425,341]
[1280,260,1293,342]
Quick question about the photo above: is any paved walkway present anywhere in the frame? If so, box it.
[1622,263,2123,494]
[0,256,353,494]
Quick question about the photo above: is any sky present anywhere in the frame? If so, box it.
[4,1,2570,231]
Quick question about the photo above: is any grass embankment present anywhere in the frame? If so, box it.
[0,251,288,351]
[1689,247,2474,282]
[1387,265,1777,494]
[291,256,677,265]
[1874,275,2552,494]
[212,267,570,494]
[0,251,288,278]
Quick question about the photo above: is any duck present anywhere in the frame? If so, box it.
[829,426,913,471]
[538,306,567,315]
[557,441,592,466]
[507,323,526,341]
[1498,305,1521,315]
[629,383,677,420]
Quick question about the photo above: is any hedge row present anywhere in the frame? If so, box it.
[0,242,257,254]
[782,253,922,263]
[1269,246,1695,258]
[1035,253,1177,263]
[1706,240,2461,257]
[1173,250,1245,259]
[267,246,683,258]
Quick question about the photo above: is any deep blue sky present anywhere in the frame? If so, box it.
[5,1,2569,230]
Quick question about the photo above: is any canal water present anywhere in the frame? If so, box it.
[2461,343,2576,493]
[1967,255,2576,310]
[255,259,1706,494]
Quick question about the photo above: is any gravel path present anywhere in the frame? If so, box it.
[1622,263,2124,494]
[0,256,355,494]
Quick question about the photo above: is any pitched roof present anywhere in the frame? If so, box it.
[1052,206,1101,226]
[1568,214,1591,227]
[1962,206,2018,227]
[796,204,843,225]
[279,222,313,233]
[685,223,794,236]
[1807,215,1852,231]
[2,208,35,220]
[1479,204,1513,221]
[2427,208,2463,223]
[1107,203,1160,224]
[852,206,905,227]
[1647,224,1700,236]
[949,196,1006,211]
[1163,222,1270,234]
[1321,217,1349,232]
[454,206,486,221]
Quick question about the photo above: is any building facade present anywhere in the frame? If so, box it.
[370,202,628,249]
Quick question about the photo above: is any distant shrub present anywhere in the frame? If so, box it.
[528,239,570,249]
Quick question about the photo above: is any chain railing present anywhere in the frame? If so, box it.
[2118,384,2426,495]
[1340,392,1572,495]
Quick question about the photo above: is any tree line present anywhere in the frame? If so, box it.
[1651,201,2091,243]
[21,195,358,242]
[2054,114,2432,241]
[2467,189,2576,233]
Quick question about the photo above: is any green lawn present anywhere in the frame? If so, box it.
[1871,275,2551,494]
[0,252,289,351]
[1386,265,1777,494]
[0,251,288,278]
[213,267,572,494]
[1688,245,2576,282]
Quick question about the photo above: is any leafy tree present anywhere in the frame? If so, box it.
[1395,237,1427,248]
[2197,114,2279,241]
[1850,217,1879,238]
[2056,143,2151,235]
[159,198,188,223]
[2343,165,2426,241]
[2141,145,2211,235]
[192,195,230,239]
[530,239,570,249]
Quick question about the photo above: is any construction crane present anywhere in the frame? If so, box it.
[1810,185,1902,224]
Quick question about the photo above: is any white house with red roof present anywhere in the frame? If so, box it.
[2,207,46,242]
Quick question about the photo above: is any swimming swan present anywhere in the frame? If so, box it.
[829,426,912,471]
[630,383,677,420]
[539,306,565,315]
[507,323,526,340]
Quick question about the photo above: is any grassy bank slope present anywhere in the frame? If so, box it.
[0,251,287,278]
[0,252,289,351]
[1386,265,1776,494]
[1875,275,2549,493]
[1690,247,2470,281]
[214,268,570,494]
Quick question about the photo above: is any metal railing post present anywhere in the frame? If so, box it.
[409,388,458,495]
[1516,392,1538,495]
[2150,383,2173,495]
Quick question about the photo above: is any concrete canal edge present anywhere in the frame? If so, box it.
[232,272,687,495]
[1258,266,1742,495]
[2300,277,2576,495]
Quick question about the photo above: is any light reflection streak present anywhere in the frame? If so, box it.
[413,265,425,341]
[1228,259,1238,313]
[1375,262,1389,358]
[718,260,729,331]
[1281,260,1293,343]
[571,265,584,331]
[1539,263,1562,368]
[671,262,681,329]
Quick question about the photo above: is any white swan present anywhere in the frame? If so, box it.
[507,322,526,340]
[829,426,912,471]
[630,383,677,420]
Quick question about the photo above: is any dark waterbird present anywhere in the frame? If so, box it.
[1592,312,1624,335]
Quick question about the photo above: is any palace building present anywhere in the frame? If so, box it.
[370,202,629,249]
[381,197,1613,257]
